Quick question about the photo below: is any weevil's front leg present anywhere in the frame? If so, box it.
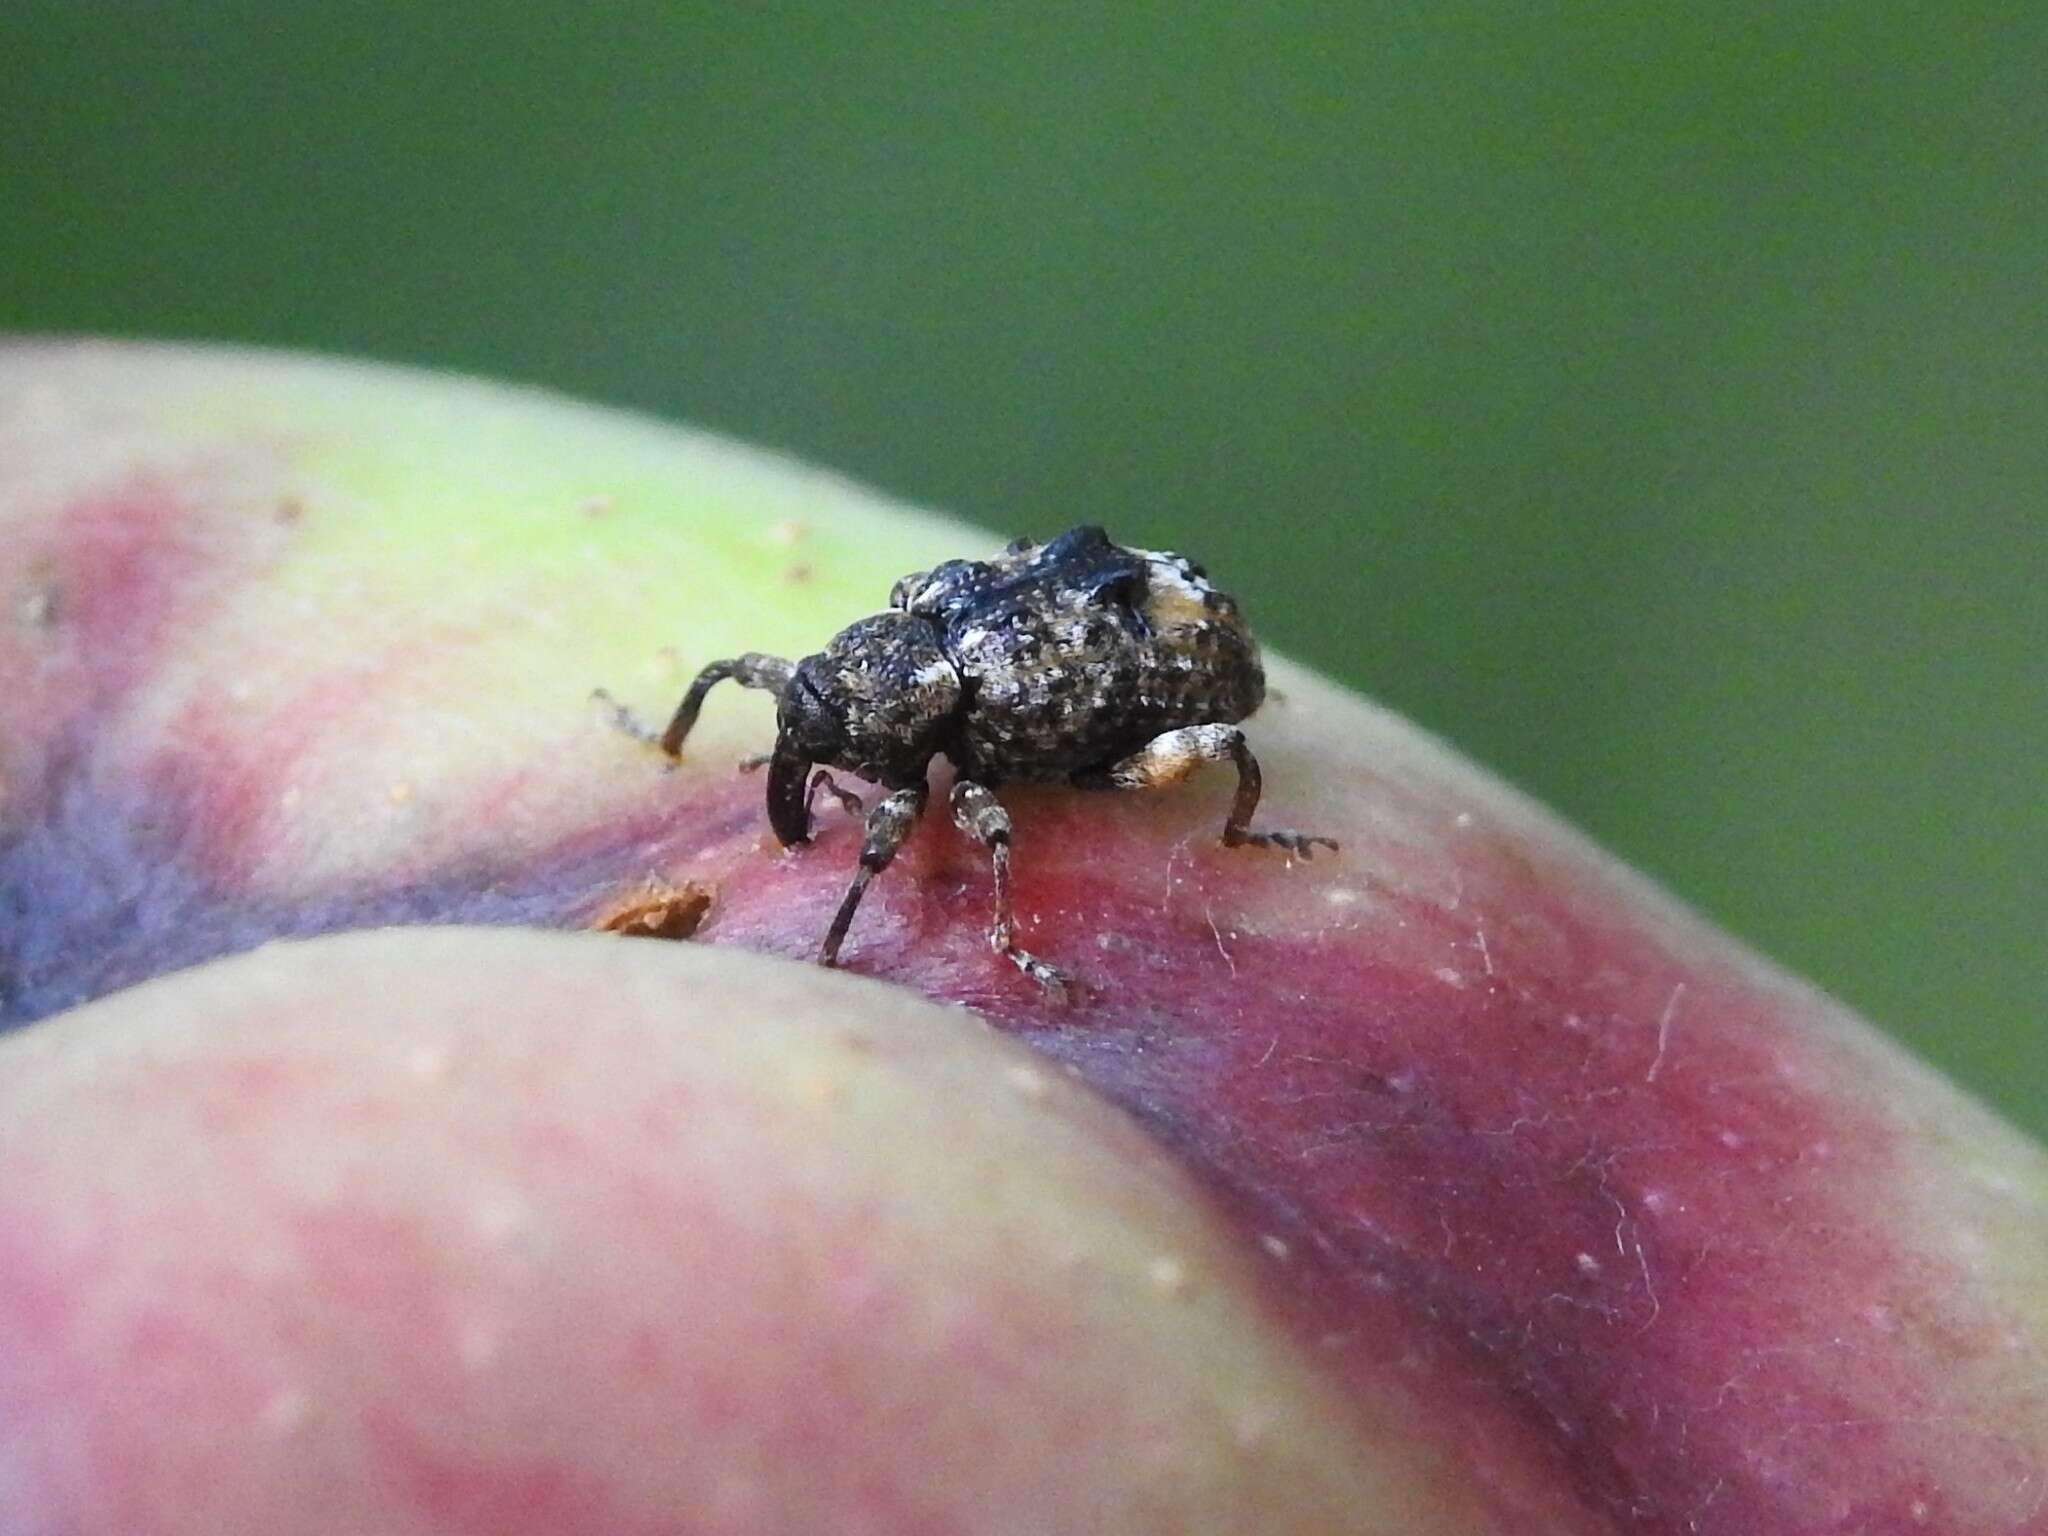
[806,769,866,820]
[593,652,796,758]
[950,780,1071,998]
[743,762,865,819]
[1084,723,1338,856]
[820,784,928,967]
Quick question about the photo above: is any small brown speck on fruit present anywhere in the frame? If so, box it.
[783,562,814,585]
[592,877,715,941]
[579,495,616,519]
[273,496,306,526]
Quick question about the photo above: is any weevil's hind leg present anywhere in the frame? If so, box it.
[1083,724,1339,856]
[820,784,928,967]
[594,653,796,758]
[950,780,1071,999]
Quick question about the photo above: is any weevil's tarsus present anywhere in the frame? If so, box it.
[591,687,666,750]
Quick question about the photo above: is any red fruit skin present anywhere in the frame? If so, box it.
[1,342,2043,1534]
[689,777,2043,1532]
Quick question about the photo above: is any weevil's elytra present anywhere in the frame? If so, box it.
[597,525,1336,995]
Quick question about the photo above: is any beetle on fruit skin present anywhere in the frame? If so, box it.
[598,525,1335,994]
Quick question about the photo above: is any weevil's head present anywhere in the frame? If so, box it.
[767,613,963,845]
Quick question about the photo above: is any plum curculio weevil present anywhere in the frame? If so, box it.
[596,525,1335,995]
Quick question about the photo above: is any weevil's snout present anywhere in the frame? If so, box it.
[765,739,814,846]
[764,668,844,845]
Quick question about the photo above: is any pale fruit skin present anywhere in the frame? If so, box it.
[0,341,2043,1534]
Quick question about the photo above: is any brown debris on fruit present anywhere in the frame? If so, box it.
[591,876,715,941]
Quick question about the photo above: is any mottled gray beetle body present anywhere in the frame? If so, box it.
[891,527,1265,784]
[601,524,1329,994]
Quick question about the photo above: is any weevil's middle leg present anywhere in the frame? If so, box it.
[820,784,928,967]
[594,653,796,758]
[1083,723,1338,856]
[950,780,1071,999]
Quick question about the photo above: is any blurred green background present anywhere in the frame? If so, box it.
[3,5,2041,1130]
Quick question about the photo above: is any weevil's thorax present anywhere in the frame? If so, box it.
[891,526,1264,782]
[779,612,962,787]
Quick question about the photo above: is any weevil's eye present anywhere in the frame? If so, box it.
[889,571,928,610]
[1003,536,1037,556]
